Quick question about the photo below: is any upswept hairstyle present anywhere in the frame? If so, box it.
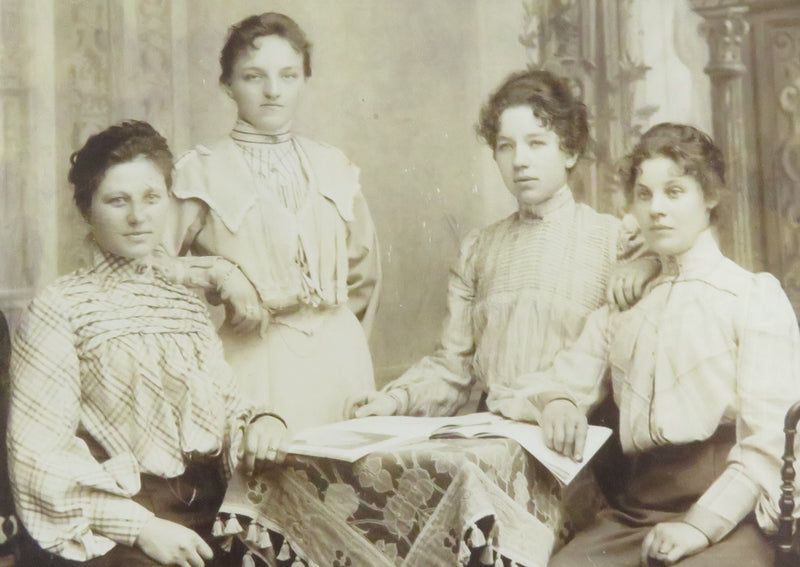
[618,122,725,223]
[68,120,173,217]
[476,69,589,157]
[219,12,312,84]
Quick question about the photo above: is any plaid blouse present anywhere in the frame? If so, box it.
[8,249,260,560]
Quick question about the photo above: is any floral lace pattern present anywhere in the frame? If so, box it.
[219,438,603,566]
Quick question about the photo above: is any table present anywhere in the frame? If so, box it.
[217,438,603,567]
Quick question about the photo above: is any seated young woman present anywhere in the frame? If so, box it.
[7,121,290,567]
[347,69,654,419]
[492,123,800,566]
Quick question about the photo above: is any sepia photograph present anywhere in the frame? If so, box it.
[1,0,799,565]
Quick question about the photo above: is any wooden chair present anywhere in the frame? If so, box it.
[777,401,800,566]
[0,312,18,565]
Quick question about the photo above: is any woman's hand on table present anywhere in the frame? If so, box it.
[216,262,266,334]
[607,257,661,311]
[239,416,291,475]
[540,399,587,462]
[135,517,213,567]
[641,521,710,565]
[346,392,400,418]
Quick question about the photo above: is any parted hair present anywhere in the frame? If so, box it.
[619,122,725,223]
[476,69,589,157]
[68,120,173,217]
[219,12,312,84]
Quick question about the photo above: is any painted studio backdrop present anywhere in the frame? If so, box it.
[1,0,798,387]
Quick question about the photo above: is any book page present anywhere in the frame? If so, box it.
[481,420,612,485]
[288,413,610,483]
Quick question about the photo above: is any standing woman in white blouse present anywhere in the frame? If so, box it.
[496,123,800,566]
[162,13,380,431]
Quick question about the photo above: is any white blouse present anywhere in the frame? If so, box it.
[491,229,800,542]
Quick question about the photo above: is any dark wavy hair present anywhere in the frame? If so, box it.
[68,120,173,217]
[219,12,312,85]
[618,122,725,223]
[476,69,589,157]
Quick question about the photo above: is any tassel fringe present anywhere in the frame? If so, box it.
[224,514,243,535]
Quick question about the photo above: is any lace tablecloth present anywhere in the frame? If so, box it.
[217,438,600,567]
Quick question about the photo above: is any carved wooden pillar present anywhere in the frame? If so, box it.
[519,0,650,216]
[520,0,601,210]
[693,5,754,269]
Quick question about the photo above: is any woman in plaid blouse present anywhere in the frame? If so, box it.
[8,121,289,566]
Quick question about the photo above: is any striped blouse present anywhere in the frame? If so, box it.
[387,187,632,416]
[8,249,261,560]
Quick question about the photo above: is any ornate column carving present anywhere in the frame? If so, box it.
[520,0,652,215]
[773,24,800,312]
[520,0,601,210]
[693,4,754,268]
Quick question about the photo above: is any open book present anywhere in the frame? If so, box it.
[288,412,611,485]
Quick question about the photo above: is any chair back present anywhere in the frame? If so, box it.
[0,312,18,563]
[777,401,800,566]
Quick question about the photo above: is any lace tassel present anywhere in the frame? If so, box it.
[494,557,504,567]
[245,520,258,543]
[224,514,243,535]
[458,540,471,564]
[277,540,292,561]
[257,527,272,549]
[220,536,233,552]
[480,545,494,565]
[468,527,486,548]
[242,551,256,567]
[212,516,224,538]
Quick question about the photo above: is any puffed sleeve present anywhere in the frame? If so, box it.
[683,273,800,543]
[8,288,154,561]
[486,305,614,422]
[346,189,382,337]
[384,230,482,417]
[161,149,210,258]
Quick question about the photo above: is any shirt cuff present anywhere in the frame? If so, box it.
[96,500,155,548]
[534,392,579,412]
[683,468,760,543]
[683,505,734,543]
[384,389,409,415]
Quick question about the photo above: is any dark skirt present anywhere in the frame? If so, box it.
[18,460,235,567]
[550,426,774,567]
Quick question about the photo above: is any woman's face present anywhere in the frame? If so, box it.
[88,156,169,260]
[494,105,577,210]
[226,34,305,134]
[631,156,715,257]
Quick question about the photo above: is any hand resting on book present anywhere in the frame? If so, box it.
[539,399,588,462]
[346,391,401,418]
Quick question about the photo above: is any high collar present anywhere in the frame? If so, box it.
[658,228,723,279]
[230,119,292,145]
[88,242,159,280]
[516,185,574,222]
